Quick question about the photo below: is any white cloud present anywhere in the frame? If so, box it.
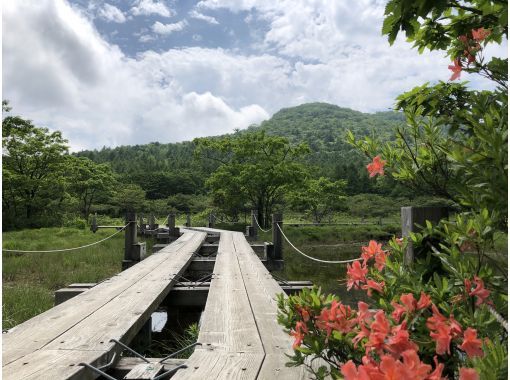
[189,10,219,25]
[152,20,187,35]
[131,0,175,18]
[3,0,506,152]
[98,3,126,23]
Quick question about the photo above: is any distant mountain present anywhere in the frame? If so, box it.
[77,103,405,196]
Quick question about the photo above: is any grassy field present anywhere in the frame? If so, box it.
[2,227,154,329]
[3,215,506,329]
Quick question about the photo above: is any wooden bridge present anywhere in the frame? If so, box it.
[2,217,311,379]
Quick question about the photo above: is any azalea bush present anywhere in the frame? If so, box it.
[277,1,507,379]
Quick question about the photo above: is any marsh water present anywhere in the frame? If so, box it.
[275,242,369,306]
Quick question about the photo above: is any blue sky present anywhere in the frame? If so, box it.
[3,0,507,151]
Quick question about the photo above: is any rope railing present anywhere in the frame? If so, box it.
[253,216,271,233]
[276,224,362,264]
[3,223,129,253]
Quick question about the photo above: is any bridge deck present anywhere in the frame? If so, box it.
[2,231,206,380]
[174,229,307,379]
[3,228,308,379]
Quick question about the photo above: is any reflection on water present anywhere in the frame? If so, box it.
[276,244,369,306]
[152,311,168,332]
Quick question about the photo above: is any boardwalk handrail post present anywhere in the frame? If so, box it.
[208,212,215,228]
[149,213,156,230]
[168,212,180,238]
[123,211,146,270]
[124,211,137,262]
[271,212,283,260]
[90,213,98,233]
[186,212,191,227]
[401,206,449,266]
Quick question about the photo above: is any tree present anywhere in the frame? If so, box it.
[349,0,508,227]
[114,184,146,213]
[2,101,68,227]
[279,1,507,378]
[287,177,346,223]
[195,131,310,227]
[65,156,116,219]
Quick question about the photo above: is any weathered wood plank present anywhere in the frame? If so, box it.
[2,232,206,379]
[173,231,265,380]
[2,232,198,365]
[232,232,309,379]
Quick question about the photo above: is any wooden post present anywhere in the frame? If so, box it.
[124,212,137,262]
[149,214,156,230]
[90,213,98,233]
[186,213,191,227]
[168,212,179,238]
[401,206,449,266]
[208,213,215,228]
[271,213,283,260]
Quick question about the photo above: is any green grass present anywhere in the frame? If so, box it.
[2,227,154,329]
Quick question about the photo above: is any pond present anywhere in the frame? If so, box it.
[275,242,369,306]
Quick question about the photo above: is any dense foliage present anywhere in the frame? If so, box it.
[278,0,507,379]
[194,131,310,226]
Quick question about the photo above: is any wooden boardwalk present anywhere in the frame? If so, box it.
[2,228,309,379]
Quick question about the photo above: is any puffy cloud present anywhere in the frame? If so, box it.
[189,10,219,25]
[131,0,175,18]
[2,1,269,150]
[152,20,188,35]
[98,3,126,23]
[3,0,506,152]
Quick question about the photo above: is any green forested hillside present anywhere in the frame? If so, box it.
[77,103,405,196]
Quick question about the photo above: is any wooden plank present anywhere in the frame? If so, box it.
[44,232,206,351]
[2,349,106,380]
[173,231,265,379]
[124,363,163,379]
[173,351,263,380]
[232,232,308,379]
[2,232,198,365]
[2,231,206,379]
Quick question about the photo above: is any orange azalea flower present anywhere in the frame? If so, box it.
[374,250,388,271]
[290,321,308,349]
[400,349,432,378]
[448,59,462,80]
[417,292,432,309]
[426,304,463,355]
[296,305,311,322]
[386,323,418,358]
[366,155,386,177]
[368,310,391,350]
[362,280,385,296]
[430,324,453,355]
[471,27,491,41]
[361,240,384,263]
[340,360,371,380]
[391,301,407,323]
[467,276,490,306]
[316,300,355,336]
[459,367,479,380]
[357,301,373,325]
[460,328,484,358]
[347,260,368,290]
[427,356,445,380]
[400,293,417,313]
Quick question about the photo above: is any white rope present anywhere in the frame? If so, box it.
[277,224,362,264]
[3,224,129,253]
[156,215,169,226]
[254,215,271,232]
[487,304,508,331]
